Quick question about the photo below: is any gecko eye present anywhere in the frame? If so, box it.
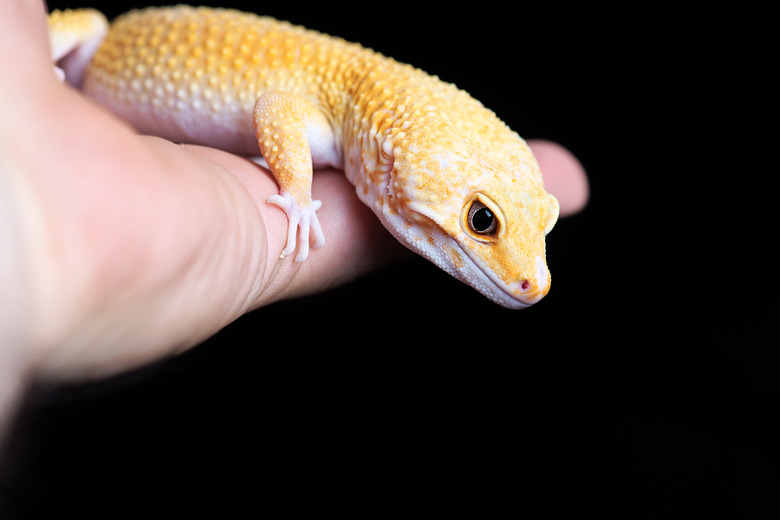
[462,193,504,242]
[468,201,498,235]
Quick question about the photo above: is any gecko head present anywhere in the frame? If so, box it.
[386,140,559,309]
[449,186,560,308]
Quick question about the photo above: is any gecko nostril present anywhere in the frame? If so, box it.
[520,279,530,291]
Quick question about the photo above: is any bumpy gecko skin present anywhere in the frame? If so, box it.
[48,5,560,308]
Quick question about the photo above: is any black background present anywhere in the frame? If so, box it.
[2,1,778,518]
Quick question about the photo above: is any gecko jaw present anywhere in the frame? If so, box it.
[455,244,551,309]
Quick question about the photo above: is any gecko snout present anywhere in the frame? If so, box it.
[514,256,551,306]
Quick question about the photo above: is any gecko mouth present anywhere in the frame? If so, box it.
[371,204,545,308]
[448,242,547,309]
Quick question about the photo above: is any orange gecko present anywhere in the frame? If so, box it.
[48,5,560,308]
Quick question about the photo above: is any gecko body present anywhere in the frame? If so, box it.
[48,5,560,308]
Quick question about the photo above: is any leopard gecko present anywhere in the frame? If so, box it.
[47,5,560,308]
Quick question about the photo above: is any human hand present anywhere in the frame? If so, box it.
[0,0,587,429]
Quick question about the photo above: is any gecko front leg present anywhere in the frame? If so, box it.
[253,92,334,262]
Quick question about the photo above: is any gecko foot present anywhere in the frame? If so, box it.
[267,192,325,262]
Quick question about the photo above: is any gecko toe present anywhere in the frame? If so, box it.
[267,193,325,261]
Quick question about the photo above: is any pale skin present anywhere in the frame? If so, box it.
[0,1,588,434]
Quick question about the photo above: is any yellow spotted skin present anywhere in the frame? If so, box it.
[49,5,560,308]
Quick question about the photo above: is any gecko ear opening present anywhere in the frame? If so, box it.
[544,194,560,235]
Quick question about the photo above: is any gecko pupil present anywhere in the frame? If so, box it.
[473,208,494,232]
[469,202,498,235]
